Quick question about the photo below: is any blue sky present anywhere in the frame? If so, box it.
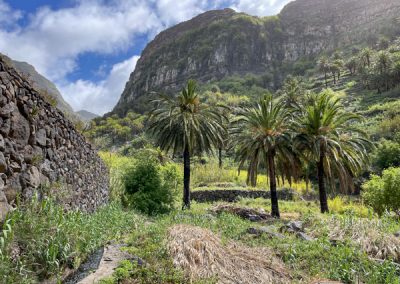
[0,0,292,114]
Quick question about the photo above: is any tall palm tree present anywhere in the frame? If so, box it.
[232,95,299,218]
[148,80,227,209]
[318,57,331,88]
[360,48,373,68]
[295,92,372,213]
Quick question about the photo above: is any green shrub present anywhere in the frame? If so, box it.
[123,160,179,215]
[372,140,400,171]
[362,167,400,215]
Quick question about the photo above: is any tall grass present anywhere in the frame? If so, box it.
[0,196,140,283]
[191,160,309,193]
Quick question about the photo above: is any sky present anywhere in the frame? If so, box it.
[0,0,292,115]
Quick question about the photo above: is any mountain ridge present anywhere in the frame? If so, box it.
[112,0,400,115]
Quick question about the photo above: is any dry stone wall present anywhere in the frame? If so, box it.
[0,56,109,221]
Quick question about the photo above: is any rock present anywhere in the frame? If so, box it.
[296,232,314,241]
[0,190,11,221]
[9,161,21,173]
[0,102,15,118]
[10,111,30,145]
[394,231,400,238]
[3,174,21,203]
[0,152,7,173]
[28,166,41,188]
[35,128,47,146]
[280,220,304,233]
[247,226,285,239]
[0,134,4,150]
[0,55,109,213]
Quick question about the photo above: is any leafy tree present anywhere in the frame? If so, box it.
[295,91,372,213]
[232,95,299,218]
[363,167,400,215]
[372,139,400,172]
[148,80,227,209]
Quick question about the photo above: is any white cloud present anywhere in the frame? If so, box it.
[59,55,140,115]
[0,0,292,114]
[155,0,209,27]
[0,0,22,26]
[231,0,292,16]
[0,0,160,80]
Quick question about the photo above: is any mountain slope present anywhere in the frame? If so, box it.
[112,0,400,115]
[0,54,81,122]
[77,110,99,121]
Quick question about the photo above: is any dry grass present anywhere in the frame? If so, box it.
[168,225,292,284]
[312,216,400,262]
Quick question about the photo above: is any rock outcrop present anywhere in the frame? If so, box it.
[112,0,400,115]
[0,55,109,221]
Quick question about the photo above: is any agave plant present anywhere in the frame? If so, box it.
[147,80,227,209]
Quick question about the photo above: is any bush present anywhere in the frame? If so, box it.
[372,139,400,171]
[362,167,400,215]
[123,160,180,215]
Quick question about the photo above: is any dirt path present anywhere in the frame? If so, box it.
[77,244,132,284]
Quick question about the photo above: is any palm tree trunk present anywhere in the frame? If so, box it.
[317,152,329,213]
[218,147,222,169]
[182,145,191,210]
[267,150,280,218]
[324,72,328,88]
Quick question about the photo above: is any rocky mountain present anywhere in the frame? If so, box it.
[0,54,81,122]
[112,0,400,115]
[77,110,99,122]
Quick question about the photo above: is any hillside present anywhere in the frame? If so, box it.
[77,110,99,122]
[112,0,400,115]
[1,54,81,122]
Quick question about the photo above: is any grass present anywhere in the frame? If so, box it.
[0,197,141,283]
[100,198,400,284]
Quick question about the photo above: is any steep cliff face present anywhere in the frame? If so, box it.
[0,55,109,221]
[113,0,400,115]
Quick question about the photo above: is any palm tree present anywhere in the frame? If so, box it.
[376,51,392,91]
[148,80,227,209]
[345,57,357,75]
[232,95,299,218]
[295,91,372,213]
[360,48,373,68]
[318,57,331,87]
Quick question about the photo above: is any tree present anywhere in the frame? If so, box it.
[376,51,392,91]
[360,48,373,68]
[148,80,227,209]
[295,91,372,213]
[318,57,331,88]
[345,57,357,75]
[232,95,299,218]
